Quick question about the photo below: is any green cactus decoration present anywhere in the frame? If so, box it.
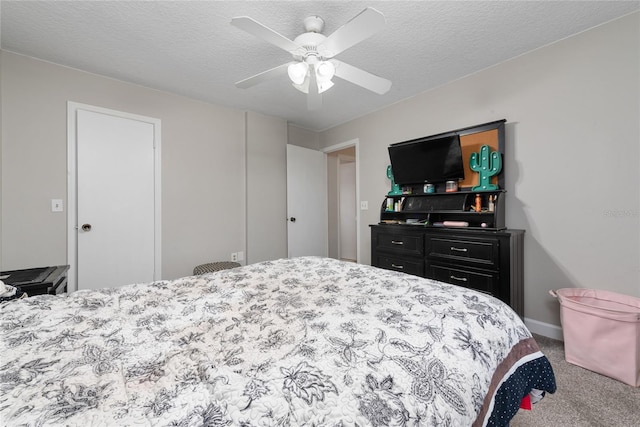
[386,165,403,195]
[469,145,502,191]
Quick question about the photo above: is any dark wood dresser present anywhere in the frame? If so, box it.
[371,224,524,317]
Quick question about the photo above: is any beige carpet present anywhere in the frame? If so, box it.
[511,334,640,427]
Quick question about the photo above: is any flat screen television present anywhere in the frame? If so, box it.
[388,134,464,185]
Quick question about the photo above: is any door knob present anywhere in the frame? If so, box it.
[289,217,296,222]
[81,224,92,232]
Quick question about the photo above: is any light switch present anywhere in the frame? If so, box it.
[51,199,63,212]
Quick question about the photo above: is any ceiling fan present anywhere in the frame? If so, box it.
[231,7,392,110]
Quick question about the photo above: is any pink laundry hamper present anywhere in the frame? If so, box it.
[550,288,640,387]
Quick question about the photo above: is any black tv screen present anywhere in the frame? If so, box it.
[388,135,464,185]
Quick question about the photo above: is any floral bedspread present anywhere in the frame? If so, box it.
[0,257,555,426]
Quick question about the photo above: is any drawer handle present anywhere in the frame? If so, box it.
[391,264,404,269]
[450,275,467,282]
[391,240,404,245]
[450,247,468,252]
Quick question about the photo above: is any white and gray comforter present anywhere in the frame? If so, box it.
[0,257,555,426]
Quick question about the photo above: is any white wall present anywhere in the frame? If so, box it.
[319,13,640,329]
[339,160,357,261]
[327,147,357,261]
[246,111,287,263]
[288,124,320,150]
[0,51,259,280]
[326,153,340,259]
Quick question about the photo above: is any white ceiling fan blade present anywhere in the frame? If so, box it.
[332,59,392,95]
[322,8,386,58]
[235,62,293,89]
[307,64,322,110]
[231,16,300,53]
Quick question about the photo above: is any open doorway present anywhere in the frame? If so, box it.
[324,140,359,263]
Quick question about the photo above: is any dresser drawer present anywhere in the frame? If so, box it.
[376,232,424,256]
[375,255,424,277]
[426,236,499,267]
[428,264,499,296]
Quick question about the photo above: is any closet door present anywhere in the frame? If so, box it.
[72,105,160,290]
[286,144,328,258]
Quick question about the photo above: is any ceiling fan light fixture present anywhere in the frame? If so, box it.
[316,61,335,81]
[292,79,310,94]
[287,62,308,85]
[290,59,335,94]
[317,80,334,94]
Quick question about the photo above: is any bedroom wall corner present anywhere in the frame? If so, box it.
[245,111,287,263]
[287,123,320,150]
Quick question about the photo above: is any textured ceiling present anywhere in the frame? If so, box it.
[2,1,638,131]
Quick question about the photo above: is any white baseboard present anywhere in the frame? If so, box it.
[524,317,564,341]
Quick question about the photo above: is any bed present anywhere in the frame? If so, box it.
[0,257,555,426]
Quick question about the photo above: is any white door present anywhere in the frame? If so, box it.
[71,106,160,291]
[286,145,328,258]
[339,161,357,261]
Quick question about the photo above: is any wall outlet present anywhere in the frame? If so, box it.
[231,252,238,262]
[360,201,368,210]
